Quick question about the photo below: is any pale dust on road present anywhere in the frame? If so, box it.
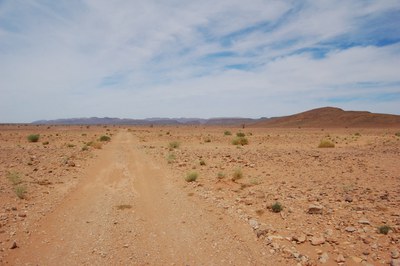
[5,131,272,265]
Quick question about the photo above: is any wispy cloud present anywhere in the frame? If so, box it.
[0,0,399,122]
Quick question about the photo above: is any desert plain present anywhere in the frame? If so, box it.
[0,124,399,265]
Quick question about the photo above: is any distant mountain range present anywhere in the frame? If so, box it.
[32,117,261,126]
[32,107,400,127]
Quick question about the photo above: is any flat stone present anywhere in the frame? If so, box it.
[292,234,307,244]
[391,258,400,266]
[310,236,325,246]
[307,205,323,215]
[392,250,400,259]
[345,226,357,232]
[351,256,363,263]
[358,219,371,225]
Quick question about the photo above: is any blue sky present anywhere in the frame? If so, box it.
[1,0,400,122]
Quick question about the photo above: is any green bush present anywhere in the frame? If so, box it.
[232,168,243,181]
[378,225,391,235]
[185,172,198,182]
[236,132,245,137]
[167,153,176,164]
[169,141,180,149]
[7,171,21,185]
[99,135,111,142]
[14,185,26,199]
[232,137,249,146]
[217,172,226,179]
[27,134,40,142]
[224,130,232,136]
[318,140,335,148]
[271,202,283,213]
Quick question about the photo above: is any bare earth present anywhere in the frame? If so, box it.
[0,125,399,265]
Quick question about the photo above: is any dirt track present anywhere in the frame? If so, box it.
[5,131,271,265]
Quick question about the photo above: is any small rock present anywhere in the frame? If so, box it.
[344,194,353,202]
[10,241,17,249]
[307,205,323,214]
[358,219,371,225]
[319,252,329,263]
[392,250,400,259]
[18,213,26,218]
[391,259,400,266]
[336,254,345,263]
[255,228,268,238]
[123,244,129,248]
[345,226,356,233]
[351,256,363,263]
[249,219,259,230]
[310,236,325,246]
[292,234,307,244]
[67,161,75,167]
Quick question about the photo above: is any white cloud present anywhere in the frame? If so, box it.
[0,0,399,122]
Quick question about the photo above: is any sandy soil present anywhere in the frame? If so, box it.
[1,125,399,265]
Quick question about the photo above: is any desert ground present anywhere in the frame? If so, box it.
[0,125,399,265]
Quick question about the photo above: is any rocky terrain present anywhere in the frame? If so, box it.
[0,124,399,265]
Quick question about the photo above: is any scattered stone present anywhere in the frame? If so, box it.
[391,259,400,266]
[351,256,363,263]
[123,244,129,248]
[292,234,307,244]
[358,219,371,225]
[344,194,353,202]
[345,226,357,233]
[307,205,323,214]
[310,236,325,246]
[18,213,26,218]
[336,254,345,263]
[392,250,400,259]
[319,252,329,263]
[67,161,75,167]
[10,241,17,249]
[249,219,259,230]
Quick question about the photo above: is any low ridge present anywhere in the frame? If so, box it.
[251,107,400,128]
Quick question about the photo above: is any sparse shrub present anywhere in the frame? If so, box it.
[318,140,335,148]
[378,225,391,235]
[169,141,180,149]
[224,130,232,136]
[217,172,226,179]
[7,171,21,185]
[42,141,49,145]
[81,145,89,151]
[99,135,111,142]
[271,202,283,213]
[354,132,361,136]
[14,185,26,199]
[87,141,102,149]
[232,168,243,181]
[116,204,132,210]
[199,159,206,166]
[395,132,400,137]
[167,153,176,164]
[67,143,75,148]
[185,172,198,182]
[27,134,40,142]
[204,138,211,143]
[236,132,245,137]
[232,137,249,146]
